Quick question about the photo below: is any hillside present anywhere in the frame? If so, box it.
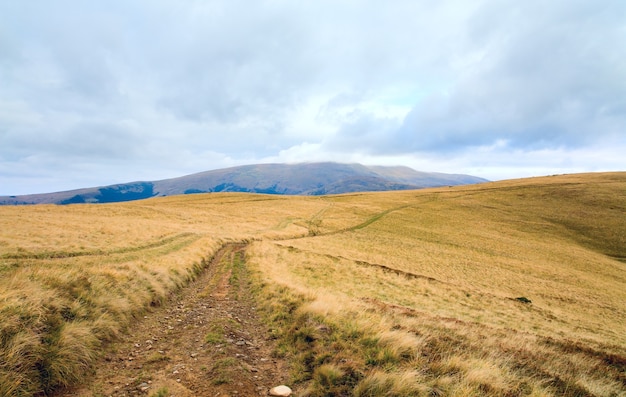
[0,172,624,396]
[0,162,487,205]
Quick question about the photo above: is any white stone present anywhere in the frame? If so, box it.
[137,382,150,392]
[269,385,292,396]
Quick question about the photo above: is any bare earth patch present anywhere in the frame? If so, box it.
[62,243,291,397]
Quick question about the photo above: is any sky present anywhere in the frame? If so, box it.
[1,0,625,195]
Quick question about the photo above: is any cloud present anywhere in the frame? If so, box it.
[387,1,626,153]
[0,0,624,195]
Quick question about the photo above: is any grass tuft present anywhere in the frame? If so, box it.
[150,387,169,397]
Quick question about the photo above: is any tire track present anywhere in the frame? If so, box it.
[63,243,290,397]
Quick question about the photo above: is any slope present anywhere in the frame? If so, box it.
[0,162,487,205]
[248,172,626,396]
[0,172,623,396]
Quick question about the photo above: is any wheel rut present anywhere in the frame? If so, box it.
[64,243,289,397]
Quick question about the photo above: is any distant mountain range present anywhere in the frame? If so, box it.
[0,162,488,205]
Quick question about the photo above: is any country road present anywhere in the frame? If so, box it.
[63,243,291,397]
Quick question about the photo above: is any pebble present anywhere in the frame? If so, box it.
[269,385,292,396]
[137,382,150,392]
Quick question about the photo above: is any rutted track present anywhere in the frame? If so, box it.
[63,243,290,397]
[1,233,200,260]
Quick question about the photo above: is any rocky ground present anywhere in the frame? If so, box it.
[63,243,292,397]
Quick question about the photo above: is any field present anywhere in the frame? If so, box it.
[0,172,625,396]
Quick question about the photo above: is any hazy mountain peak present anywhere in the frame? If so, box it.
[0,163,488,205]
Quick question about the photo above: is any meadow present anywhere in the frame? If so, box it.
[0,172,624,396]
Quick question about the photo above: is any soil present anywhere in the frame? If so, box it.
[62,243,292,397]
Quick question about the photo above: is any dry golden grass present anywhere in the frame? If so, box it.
[1,172,625,396]
[0,194,329,395]
[248,172,626,396]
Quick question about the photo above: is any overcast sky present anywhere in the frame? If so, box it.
[1,1,625,195]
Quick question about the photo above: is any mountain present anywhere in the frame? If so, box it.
[0,162,488,205]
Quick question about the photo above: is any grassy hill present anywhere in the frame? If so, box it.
[0,172,624,396]
[0,162,487,205]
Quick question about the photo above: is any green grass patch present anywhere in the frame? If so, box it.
[204,331,224,344]
[150,387,169,397]
[210,357,238,385]
[145,352,170,364]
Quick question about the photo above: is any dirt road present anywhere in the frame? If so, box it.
[64,243,290,397]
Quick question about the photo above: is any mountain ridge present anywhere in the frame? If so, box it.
[0,162,488,205]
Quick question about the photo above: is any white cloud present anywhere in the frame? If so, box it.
[0,0,624,195]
